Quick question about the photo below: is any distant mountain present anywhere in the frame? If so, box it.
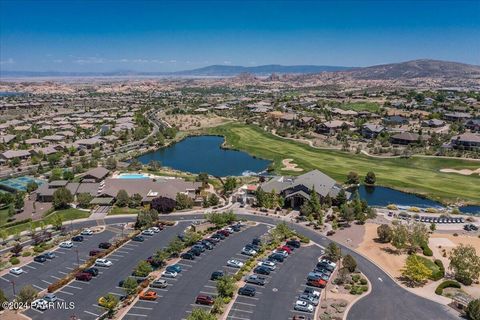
[172,64,351,76]
[344,59,480,80]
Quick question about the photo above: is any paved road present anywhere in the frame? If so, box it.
[24,221,190,320]
[124,224,269,320]
[0,228,118,300]
[227,244,324,320]
[23,213,458,320]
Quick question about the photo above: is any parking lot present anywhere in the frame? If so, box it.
[123,223,270,320]
[0,227,119,300]
[24,221,189,320]
[227,244,324,320]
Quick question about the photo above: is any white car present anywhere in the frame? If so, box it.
[81,229,93,236]
[227,259,244,268]
[294,300,314,313]
[95,259,113,267]
[257,260,276,270]
[273,249,288,257]
[10,267,24,275]
[59,241,73,248]
[32,299,48,311]
[161,270,177,278]
[224,227,234,234]
[142,229,154,236]
[320,258,336,269]
[241,247,257,256]
[150,227,160,233]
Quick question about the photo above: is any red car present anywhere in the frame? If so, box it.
[75,272,93,282]
[279,246,292,254]
[218,230,230,237]
[307,278,326,288]
[195,294,215,305]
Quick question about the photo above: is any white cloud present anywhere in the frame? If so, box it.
[0,58,15,65]
[223,60,232,65]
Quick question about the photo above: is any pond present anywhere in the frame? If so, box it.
[135,135,271,177]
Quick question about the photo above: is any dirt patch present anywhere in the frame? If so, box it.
[281,158,303,172]
[162,113,230,131]
[329,223,366,248]
[440,168,480,176]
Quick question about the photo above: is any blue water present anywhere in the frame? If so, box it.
[459,205,480,215]
[136,135,271,176]
[0,91,25,97]
[117,173,149,179]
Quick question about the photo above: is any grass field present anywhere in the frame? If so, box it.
[208,123,480,205]
[109,206,141,215]
[340,102,381,113]
[0,205,11,226]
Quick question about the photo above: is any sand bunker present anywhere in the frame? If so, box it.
[281,158,303,172]
[440,168,480,176]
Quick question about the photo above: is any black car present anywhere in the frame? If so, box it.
[71,235,84,242]
[84,267,99,277]
[245,243,260,251]
[316,262,334,272]
[253,266,271,275]
[181,252,195,260]
[132,236,145,242]
[192,244,206,252]
[268,253,284,263]
[99,242,112,249]
[252,237,262,246]
[210,270,224,280]
[238,285,256,297]
[286,239,301,248]
[232,225,241,232]
[213,233,225,240]
[34,255,47,263]
[190,247,202,256]
[200,240,214,249]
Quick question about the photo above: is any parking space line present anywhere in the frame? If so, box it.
[50,275,61,280]
[32,284,45,291]
[125,313,147,317]
[200,291,216,295]
[235,302,256,307]
[66,285,82,290]
[58,290,74,295]
[108,292,123,296]
[25,265,36,270]
[138,299,160,303]
[0,277,10,282]
[58,271,68,275]
[110,254,124,258]
[132,306,153,310]
[41,279,52,285]
[84,310,100,317]
[231,308,253,314]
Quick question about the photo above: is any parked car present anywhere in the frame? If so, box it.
[207,237,220,244]
[252,237,262,246]
[34,255,47,263]
[150,279,168,288]
[59,241,73,248]
[161,270,177,278]
[150,227,160,233]
[299,293,319,306]
[245,243,260,251]
[231,225,241,232]
[43,293,57,303]
[268,253,285,262]
[89,249,101,256]
[142,229,155,236]
[238,285,256,297]
[218,230,230,237]
[280,245,293,253]
[273,249,288,257]
[192,244,205,253]
[294,300,314,313]
[44,252,56,259]
[190,247,202,256]
[227,259,244,268]
[241,247,257,256]
[306,278,326,288]
[210,270,224,281]
[84,267,99,277]
[199,240,214,250]
[81,229,93,236]
[212,233,225,240]
[95,259,113,267]
[245,275,266,286]
[71,235,84,242]
[181,252,195,260]
[253,266,271,275]
[98,242,112,249]
[292,315,312,320]
[257,260,276,271]
[32,299,48,311]
[132,235,145,242]
[139,290,158,301]
[195,294,215,305]
[10,267,24,275]
[75,272,93,282]
[166,264,182,273]
[286,239,301,248]
[303,287,320,298]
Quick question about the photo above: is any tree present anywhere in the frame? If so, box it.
[51,214,63,230]
[223,177,237,193]
[430,222,436,232]
[175,193,193,210]
[196,173,209,186]
[133,260,153,277]
[466,299,480,320]
[325,242,342,262]
[151,196,176,213]
[0,288,7,311]
[121,277,139,296]
[391,223,409,251]
[216,275,236,298]
[409,222,429,252]
[346,171,360,185]
[10,243,23,256]
[49,167,63,182]
[16,285,38,303]
[105,157,117,170]
[115,189,129,207]
[14,192,25,210]
[335,189,347,206]
[129,193,143,208]
[340,205,355,225]
[62,170,74,181]
[187,308,216,320]
[99,293,118,317]
[449,244,480,285]
[208,194,219,206]
[52,187,73,209]
[77,193,93,208]
[166,238,185,256]
[401,255,432,286]
[377,224,393,243]
[364,171,376,185]
[26,181,38,193]
[205,211,237,228]
[343,254,357,272]
[271,222,294,241]
[148,160,161,171]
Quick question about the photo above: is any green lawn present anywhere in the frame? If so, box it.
[0,205,11,226]
[1,208,90,236]
[109,206,141,215]
[208,123,480,205]
[340,102,381,113]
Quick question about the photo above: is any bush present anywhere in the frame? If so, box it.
[435,280,461,295]
[466,299,480,320]
[351,274,360,283]
[421,243,433,257]
[360,278,368,285]
[9,257,20,265]
[430,259,445,281]
[22,251,32,257]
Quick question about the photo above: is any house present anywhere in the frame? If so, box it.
[444,112,471,122]
[25,138,44,146]
[450,133,480,150]
[0,134,16,144]
[36,181,99,202]
[260,170,350,209]
[383,115,409,126]
[465,119,480,132]
[390,132,428,145]
[73,138,103,149]
[421,119,445,128]
[298,116,316,128]
[361,124,385,139]
[0,150,31,161]
[81,167,110,182]
[316,120,351,135]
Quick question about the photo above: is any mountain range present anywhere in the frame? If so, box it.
[1,59,479,79]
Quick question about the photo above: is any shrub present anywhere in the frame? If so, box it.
[360,278,368,285]
[466,299,480,320]
[9,257,20,265]
[435,280,461,295]
[421,243,433,257]
[22,251,32,257]
[351,274,360,283]
[361,285,368,292]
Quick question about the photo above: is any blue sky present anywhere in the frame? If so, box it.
[1,0,479,72]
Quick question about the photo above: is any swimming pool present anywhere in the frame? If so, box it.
[116,173,150,179]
